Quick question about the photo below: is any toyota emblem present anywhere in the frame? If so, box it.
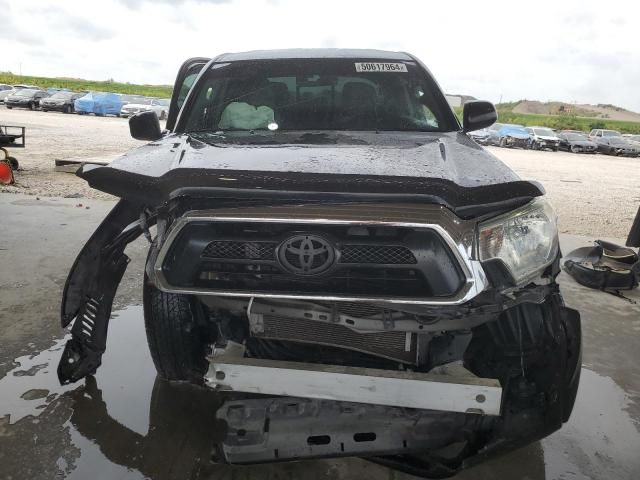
[278,234,335,275]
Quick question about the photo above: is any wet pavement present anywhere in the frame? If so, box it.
[1,193,639,479]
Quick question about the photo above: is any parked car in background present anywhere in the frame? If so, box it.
[120,98,170,120]
[526,126,560,151]
[497,124,531,148]
[622,134,640,148]
[589,128,621,140]
[120,94,143,105]
[0,89,14,104]
[74,92,123,116]
[485,122,504,145]
[5,88,49,110]
[557,131,598,153]
[467,127,491,145]
[592,135,639,156]
[40,91,85,113]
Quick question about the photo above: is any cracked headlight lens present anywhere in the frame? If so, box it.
[479,197,558,284]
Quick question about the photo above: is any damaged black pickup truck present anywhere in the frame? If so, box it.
[57,49,581,477]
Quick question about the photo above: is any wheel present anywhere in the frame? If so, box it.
[42,109,48,112]
[7,156,18,170]
[553,147,558,152]
[143,278,210,383]
[499,137,508,148]
[29,102,36,111]
[570,145,578,153]
[160,110,167,121]
[6,106,12,109]
[531,141,539,150]
[65,105,72,114]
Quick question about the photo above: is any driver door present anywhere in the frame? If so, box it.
[165,57,210,131]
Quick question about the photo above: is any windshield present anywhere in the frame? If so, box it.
[602,130,621,137]
[50,92,74,99]
[502,126,528,135]
[534,128,555,136]
[181,59,456,133]
[609,137,627,145]
[565,133,587,141]
[14,89,37,97]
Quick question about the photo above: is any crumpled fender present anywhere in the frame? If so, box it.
[61,199,144,327]
[58,199,155,385]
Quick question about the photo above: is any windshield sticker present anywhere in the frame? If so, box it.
[355,62,408,73]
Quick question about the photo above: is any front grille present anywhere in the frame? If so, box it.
[254,314,417,364]
[202,240,276,260]
[340,245,416,264]
[163,221,465,299]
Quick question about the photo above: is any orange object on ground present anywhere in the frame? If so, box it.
[0,160,14,185]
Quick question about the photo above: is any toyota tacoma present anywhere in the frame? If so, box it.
[57,49,581,477]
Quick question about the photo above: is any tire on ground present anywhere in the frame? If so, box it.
[143,278,210,383]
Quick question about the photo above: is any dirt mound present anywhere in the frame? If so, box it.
[513,100,640,122]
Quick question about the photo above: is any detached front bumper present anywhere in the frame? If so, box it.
[211,298,581,475]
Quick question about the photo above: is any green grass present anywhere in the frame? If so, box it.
[453,104,640,134]
[494,110,640,134]
[0,72,172,98]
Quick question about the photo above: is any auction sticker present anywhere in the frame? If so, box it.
[355,62,408,73]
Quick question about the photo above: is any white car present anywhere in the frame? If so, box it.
[526,126,560,151]
[120,98,170,120]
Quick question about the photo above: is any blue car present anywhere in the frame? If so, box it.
[74,92,123,116]
[496,124,531,149]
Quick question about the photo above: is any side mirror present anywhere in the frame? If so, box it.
[462,100,497,133]
[129,110,162,141]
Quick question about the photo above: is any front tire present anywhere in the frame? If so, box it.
[65,105,72,114]
[29,102,36,111]
[143,279,210,383]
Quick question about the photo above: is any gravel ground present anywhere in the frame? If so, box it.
[1,107,638,238]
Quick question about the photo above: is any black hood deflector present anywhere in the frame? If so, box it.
[79,131,544,217]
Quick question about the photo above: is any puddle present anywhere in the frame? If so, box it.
[0,305,639,479]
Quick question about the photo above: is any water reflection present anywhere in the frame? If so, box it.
[69,376,223,479]
[1,305,639,479]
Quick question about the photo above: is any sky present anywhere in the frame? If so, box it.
[1,0,639,111]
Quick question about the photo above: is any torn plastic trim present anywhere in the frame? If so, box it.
[58,199,156,385]
[61,199,146,327]
[216,396,484,464]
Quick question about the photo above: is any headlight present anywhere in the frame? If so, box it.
[478,197,558,284]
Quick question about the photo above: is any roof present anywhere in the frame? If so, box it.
[215,48,413,62]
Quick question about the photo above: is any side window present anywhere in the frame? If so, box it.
[177,72,199,111]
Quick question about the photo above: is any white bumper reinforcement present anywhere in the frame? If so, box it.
[207,354,502,416]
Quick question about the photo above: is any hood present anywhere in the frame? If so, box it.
[79,131,544,217]
[569,140,596,147]
[122,103,149,110]
[537,135,559,141]
[42,97,66,103]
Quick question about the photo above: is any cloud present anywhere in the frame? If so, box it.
[0,3,44,45]
[2,0,639,112]
[116,0,230,8]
